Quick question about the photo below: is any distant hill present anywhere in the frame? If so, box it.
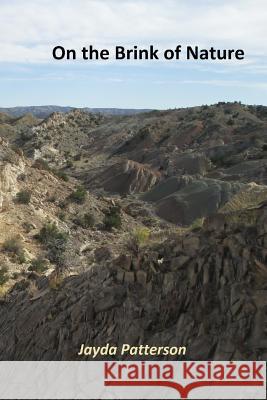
[0,106,153,118]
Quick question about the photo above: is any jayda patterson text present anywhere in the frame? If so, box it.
[78,343,187,357]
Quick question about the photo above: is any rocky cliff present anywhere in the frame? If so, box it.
[0,204,266,360]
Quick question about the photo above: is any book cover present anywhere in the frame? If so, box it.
[0,1,266,398]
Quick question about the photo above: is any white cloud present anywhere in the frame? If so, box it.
[0,0,266,67]
[152,78,267,89]
[180,79,267,89]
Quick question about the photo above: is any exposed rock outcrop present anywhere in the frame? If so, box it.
[0,205,267,361]
[89,160,161,194]
[0,141,26,210]
[146,178,243,225]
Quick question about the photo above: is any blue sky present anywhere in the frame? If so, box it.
[0,0,267,109]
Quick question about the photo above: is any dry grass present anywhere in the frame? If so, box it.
[48,271,65,290]
[223,209,259,227]
[221,183,267,213]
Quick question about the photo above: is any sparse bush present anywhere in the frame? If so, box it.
[73,153,82,161]
[28,258,48,274]
[3,237,23,256]
[74,212,95,228]
[3,237,25,263]
[125,228,151,271]
[33,158,50,171]
[15,190,32,204]
[19,128,33,143]
[36,223,68,265]
[12,146,23,156]
[142,216,156,227]
[58,212,66,221]
[17,173,26,182]
[53,169,69,182]
[68,186,87,204]
[59,201,67,209]
[23,222,33,233]
[127,228,150,254]
[133,228,150,245]
[37,222,68,246]
[206,111,215,118]
[17,253,26,264]
[227,119,234,126]
[0,266,9,286]
[47,194,57,203]
[103,206,122,230]
[66,160,73,168]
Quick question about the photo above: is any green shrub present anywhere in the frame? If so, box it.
[103,206,122,230]
[28,258,48,274]
[59,201,67,209]
[127,228,150,254]
[69,186,87,204]
[47,194,57,203]
[66,160,73,168]
[133,228,150,245]
[74,212,95,228]
[58,212,66,221]
[53,170,69,182]
[19,128,33,143]
[36,223,68,265]
[73,153,82,161]
[37,222,68,246]
[17,253,26,264]
[0,266,9,286]
[227,119,234,126]
[12,272,19,280]
[33,158,50,171]
[15,190,32,204]
[17,173,26,182]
